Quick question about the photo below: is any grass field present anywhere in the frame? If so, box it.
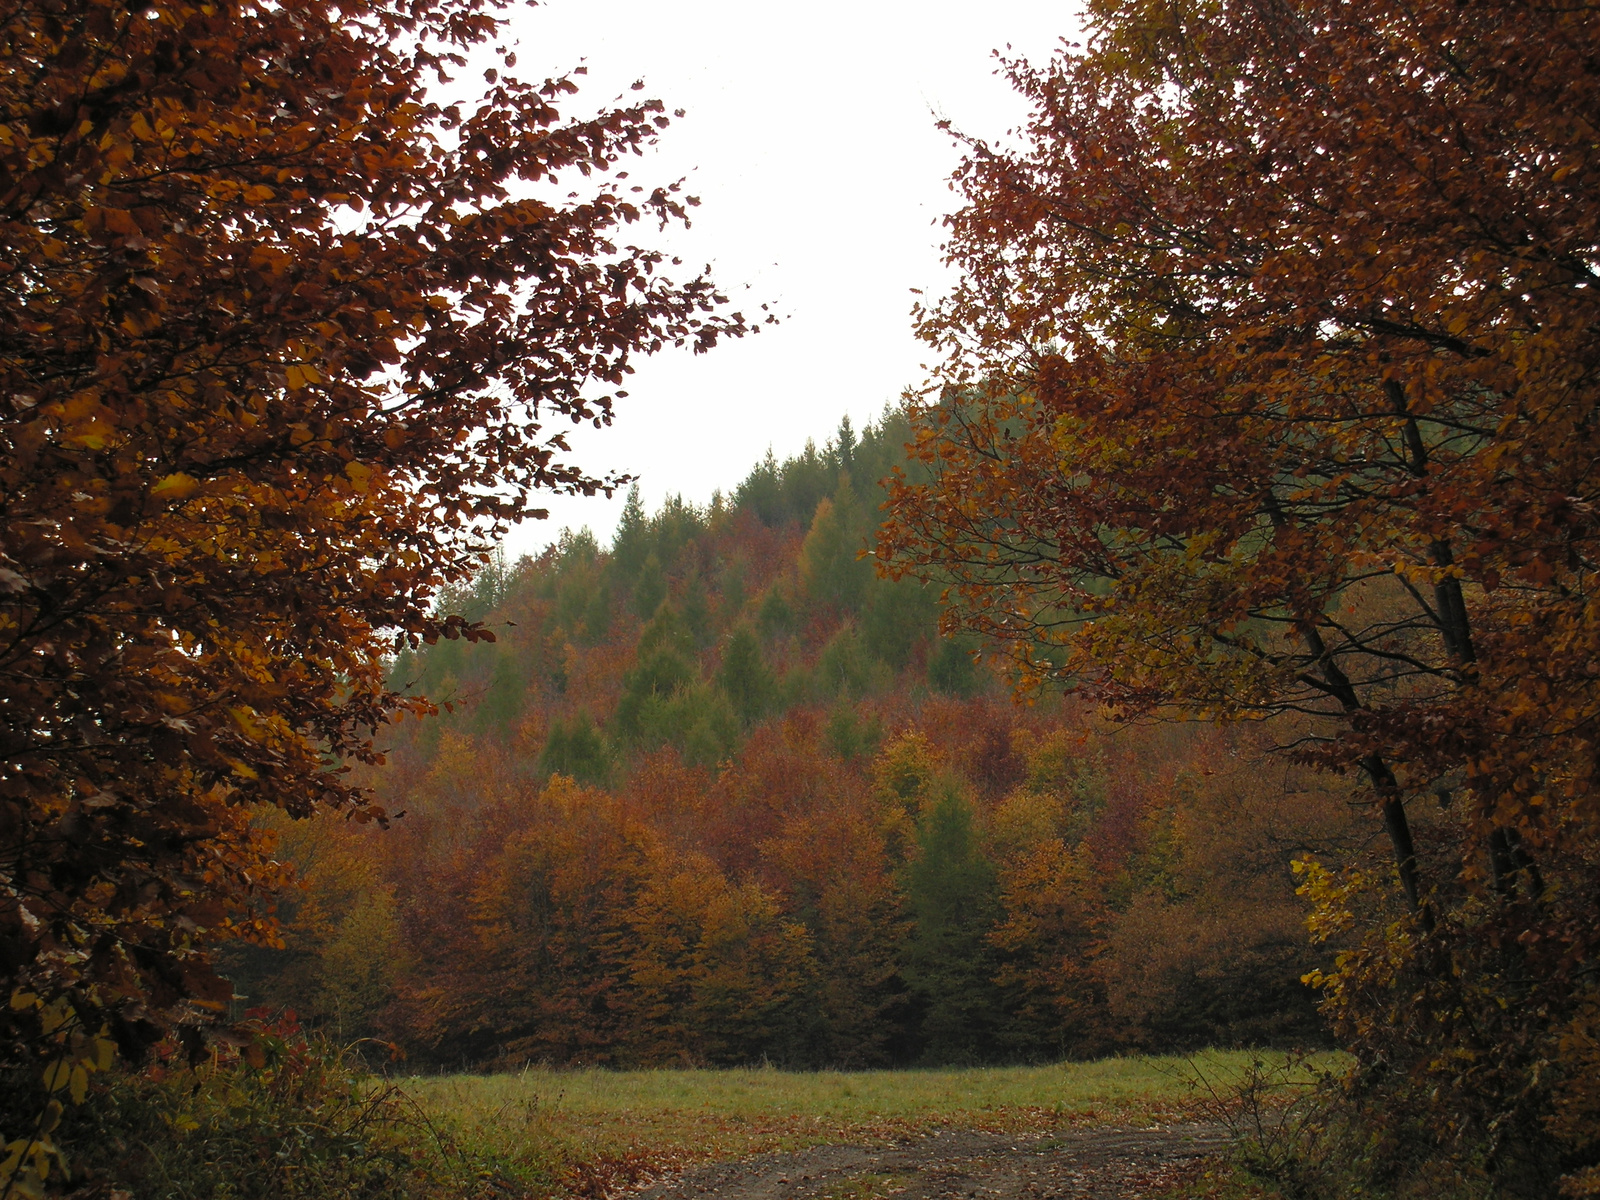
[400,1051,1284,1194]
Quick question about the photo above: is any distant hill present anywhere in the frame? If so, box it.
[224,408,1357,1067]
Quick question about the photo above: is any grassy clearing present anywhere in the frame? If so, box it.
[400,1051,1287,1194]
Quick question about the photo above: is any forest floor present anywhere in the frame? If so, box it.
[404,1053,1288,1199]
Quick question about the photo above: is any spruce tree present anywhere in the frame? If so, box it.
[716,626,777,724]
[902,784,1006,1063]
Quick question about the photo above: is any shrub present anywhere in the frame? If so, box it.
[8,1015,522,1200]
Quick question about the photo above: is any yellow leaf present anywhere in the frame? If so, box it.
[38,1000,70,1035]
[0,1141,24,1180]
[151,473,199,500]
[228,706,264,738]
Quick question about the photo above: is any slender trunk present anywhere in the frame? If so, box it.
[1388,380,1479,670]
[1387,380,1540,902]
[1504,827,1546,900]
[1488,827,1517,896]
[1364,752,1435,931]
[1292,606,1437,930]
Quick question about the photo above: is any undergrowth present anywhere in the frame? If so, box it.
[1182,1052,1511,1200]
[2,1015,532,1200]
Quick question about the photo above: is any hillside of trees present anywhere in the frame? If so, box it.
[225,413,1366,1067]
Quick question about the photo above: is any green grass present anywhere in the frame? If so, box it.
[400,1051,1281,1194]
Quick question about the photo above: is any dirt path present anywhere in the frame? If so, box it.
[629,1125,1231,1200]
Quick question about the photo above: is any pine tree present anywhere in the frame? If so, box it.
[928,636,980,698]
[863,579,938,670]
[799,481,874,612]
[716,626,777,724]
[611,485,651,585]
[757,586,796,640]
[902,783,1007,1063]
[539,711,613,786]
[631,553,668,619]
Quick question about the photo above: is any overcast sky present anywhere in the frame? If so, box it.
[497,0,1082,560]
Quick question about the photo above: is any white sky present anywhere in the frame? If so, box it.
[498,0,1082,560]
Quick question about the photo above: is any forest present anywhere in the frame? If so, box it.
[4,0,1599,1196]
[223,415,1363,1068]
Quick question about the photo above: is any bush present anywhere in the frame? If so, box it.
[10,1015,524,1200]
[1185,1052,1501,1200]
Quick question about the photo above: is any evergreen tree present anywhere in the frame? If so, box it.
[679,572,714,648]
[799,480,874,612]
[471,645,525,735]
[902,784,1007,1063]
[581,582,613,646]
[834,414,858,474]
[631,553,668,618]
[637,603,695,660]
[716,626,777,724]
[734,448,784,526]
[757,586,796,641]
[539,711,613,786]
[613,632,696,744]
[825,702,882,762]
[677,687,741,769]
[928,635,981,697]
[782,439,834,524]
[815,624,883,699]
[863,579,937,669]
[610,484,650,585]
[717,557,748,624]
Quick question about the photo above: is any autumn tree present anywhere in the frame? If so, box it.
[219,811,404,1041]
[881,0,1600,1188]
[441,777,647,1065]
[0,0,751,1108]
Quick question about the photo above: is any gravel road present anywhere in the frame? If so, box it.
[627,1124,1231,1200]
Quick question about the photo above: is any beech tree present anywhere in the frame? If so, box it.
[0,0,750,1082]
[879,0,1600,1186]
